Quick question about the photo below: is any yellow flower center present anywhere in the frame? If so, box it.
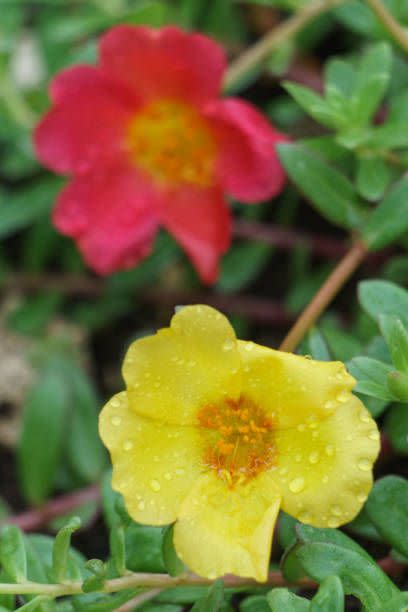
[126,99,216,187]
[198,396,276,487]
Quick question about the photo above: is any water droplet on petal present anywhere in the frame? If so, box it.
[357,493,367,503]
[299,510,312,523]
[111,416,121,426]
[297,424,306,432]
[111,398,120,408]
[336,390,350,403]
[357,458,371,471]
[138,500,145,510]
[222,339,234,352]
[123,440,133,451]
[164,472,172,481]
[328,517,339,528]
[289,477,305,493]
[244,342,254,352]
[150,479,161,491]
[331,505,342,516]
[359,409,370,423]
[322,475,329,484]
[325,444,334,456]
[309,451,319,464]
[368,429,380,441]
[324,400,336,410]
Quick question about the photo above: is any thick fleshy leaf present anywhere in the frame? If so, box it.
[160,185,230,284]
[270,397,379,528]
[99,25,226,105]
[122,305,241,424]
[174,472,281,581]
[205,98,288,202]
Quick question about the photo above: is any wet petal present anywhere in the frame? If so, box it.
[174,472,281,581]
[238,340,356,428]
[99,392,202,525]
[123,305,241,424]
[271,396,380,528]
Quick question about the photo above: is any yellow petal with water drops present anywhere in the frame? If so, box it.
[238,340,355,428]
[173,471,281,581]
[99,392,203,525]
[270,395,380,528]
[123,305,241,425]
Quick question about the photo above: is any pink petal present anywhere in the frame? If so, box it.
[34,66,136,175]
[204,98,289,203]
[99,25,226,106]
[159,185,231,284]
[53,164,159,275]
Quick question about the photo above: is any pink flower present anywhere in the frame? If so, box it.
[34,26,288,283]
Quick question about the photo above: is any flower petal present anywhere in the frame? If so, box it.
[238,340,356,428]
[174,472,281,581]
[100,25,226,105]
[34,66,135,174]
[99,392,202,525]
[271,396,380,528]
[204,99,288,203]
[123,305,241,425]
[53,164,159,274]
[160,185,230,284]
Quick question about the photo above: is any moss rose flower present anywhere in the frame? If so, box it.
[34,25,288,283]
[99,305,380,581]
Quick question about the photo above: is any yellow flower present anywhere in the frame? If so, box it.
[99,305,380,581]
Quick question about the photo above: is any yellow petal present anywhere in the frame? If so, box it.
[173,472,281,581]
[123,305,241,424]
[238,340,355,428]
[99,392,202,525]
[270,396,380,528]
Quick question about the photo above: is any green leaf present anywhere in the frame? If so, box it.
[366,476,408,558]
[240,595,271,611]
[0,525,27,582]
[267,588,309,611]
[311,575,344,611]
[348,356,396,400]
[379,314,408,373]
[325,58,356,99]
[283,82,338,128]
[364,178,408,250]
[52,517,81,583]
[162,525,186,577]
[277,144,360,229]
[359,280,408,327]
[217,242,271,293]
[191,580,225,612]
[381,592,408,612]
[7,293,62,336]
[0,179,61,240]
[356,157,392,202]
[18,366,70,504]
[387,370,408,401]
[305,328,331,361]
[73,589,139,612]
[296,541,396,610]
[63,363,106,483]
[17,597,52,611]
[385,403,408,454]
[25,533,86,582]
[82,559,106,593]
[351,42,392,125]
[110,524,126,577]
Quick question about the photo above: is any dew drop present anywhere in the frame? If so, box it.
[357,458,371,471]
[244,342,254,352]
[111,398,120,408]
[175,468,185,475]
[297,424,306,432]
[111,416,121,426]
[123,440,133,451]
[295,453,302,463]
[322,475,329,484]
[222,339,234,352]
[336,390,350,403]
[309,451,319,464]
[299,510,312,523]
[164,472,172,481]
[324,400,336,410]
[289,477,305,493]
[138,500,145,510]
[150,479,161,491]
[325,444,334,456]
[331,505,342,516]
[368,429,380,441]
[328,517,339,528]
[359,409,370,423]
[357,493,367,503]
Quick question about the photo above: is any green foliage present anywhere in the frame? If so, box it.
[366,477,408,558]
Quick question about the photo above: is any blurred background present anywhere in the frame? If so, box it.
[1,0,408,603]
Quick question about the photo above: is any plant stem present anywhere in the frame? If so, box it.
[223,0,348,90]
[0,571,314,597]
[365,0,408,54]
[279,240,367,352]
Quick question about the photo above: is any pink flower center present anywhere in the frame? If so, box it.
[126,99,216,187]
[198,395,277,487]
